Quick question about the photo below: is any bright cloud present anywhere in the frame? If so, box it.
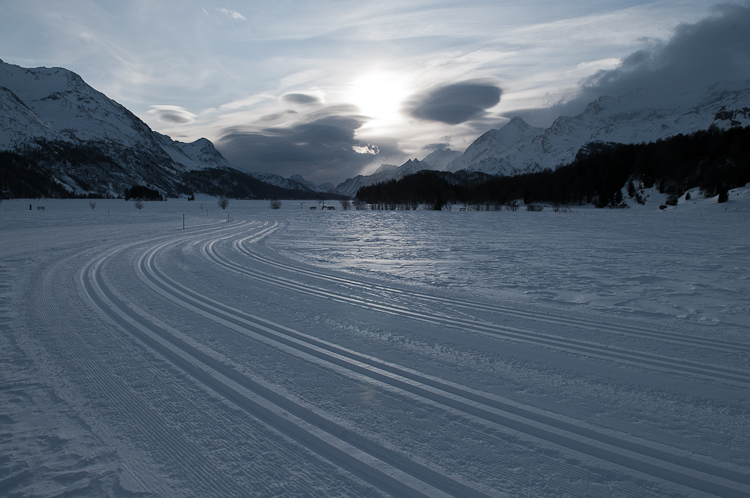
[216,8,246,21]
[353,144,379,155]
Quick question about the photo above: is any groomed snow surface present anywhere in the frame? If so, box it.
[1,191,749,497]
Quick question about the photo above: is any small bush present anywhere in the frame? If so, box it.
[269,199,282,209]
[666,195,678,206]
[218,196,230,209]
[718,187,729,203]
[525,203,544,212]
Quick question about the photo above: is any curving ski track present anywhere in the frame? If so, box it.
[200,232,750,387]
[66,216,750,497]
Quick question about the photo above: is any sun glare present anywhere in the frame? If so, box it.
[346,71,411,126]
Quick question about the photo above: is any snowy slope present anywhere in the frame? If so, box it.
[2,199,749,497]
[448,84,750,175]
[290,174,329,193]
[421,147,461,170]
[0,60,153,149]
[0,60,240,172]
[247,171,314,192]
[447,117,545,174]
[333,158,433,197]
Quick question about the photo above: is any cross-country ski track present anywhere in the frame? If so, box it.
[5,202,750,498]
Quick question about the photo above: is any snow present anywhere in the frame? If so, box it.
[334,159,433,197]
[1,195,749,497]
[446,85,750,176]
[0,60,238,177]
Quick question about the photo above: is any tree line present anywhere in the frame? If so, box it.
[355,125,750,209]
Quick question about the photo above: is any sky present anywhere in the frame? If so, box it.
[2,1,749,185]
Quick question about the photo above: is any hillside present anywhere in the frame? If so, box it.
[446,85,750,176]
[356,125,750,209]
[0,60,332,199]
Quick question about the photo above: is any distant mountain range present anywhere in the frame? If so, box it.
[444,86,750,176]
[0,60,336,199]
[333,83,750,195]
[2,59,749,200]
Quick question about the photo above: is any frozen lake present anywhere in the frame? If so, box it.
[1,195,749,497]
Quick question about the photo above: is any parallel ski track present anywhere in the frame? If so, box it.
[137,225,750,497]
[48,221,263,497]
[201,233,750,388]
[83,223,489,498]
[234,233,750,355]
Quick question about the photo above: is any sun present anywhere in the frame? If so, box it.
[346,71,411,125]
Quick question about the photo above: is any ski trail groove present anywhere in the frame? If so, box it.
[38,243,254,497]
[203,235,750,387]
[138,228,750,497]
[236,235,750,354]
[84,228,490,498]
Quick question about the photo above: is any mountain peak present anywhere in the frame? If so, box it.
[373,163,398,174]
[507,116,529,126]
[446,83,750,176]
[422,147,461,170]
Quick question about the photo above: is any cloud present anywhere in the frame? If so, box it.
[216,8,246,21]
[147,105,196,124]
[353,144,379,155]
[280,92,325,105]
[514,2,750,124]
[585,3,750,93]
[422,142,451,151]
[404,81,502,124]
[215,107,402,184]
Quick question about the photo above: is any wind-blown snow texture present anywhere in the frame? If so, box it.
[1,194,749,497]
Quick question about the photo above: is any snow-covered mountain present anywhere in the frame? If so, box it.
[246,172,315,192]
[0,60,322,198]
[331,150,461,198]
[289,174,334,193]
[447,84,750,176]
[422,147,461,170]
[0,60,235,173]
[333,159,431,197]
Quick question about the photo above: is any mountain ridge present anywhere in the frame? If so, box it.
[0,60,333,199]
[445,84,750,176]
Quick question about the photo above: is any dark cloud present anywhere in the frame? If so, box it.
[514,3,750,125]
[215,107,402,184]
[258,110,297,122]
[281,92,324,105]
[405,81,502,124]
[585,3,750,94]
[158,111,193,123]
[148,105,196,124]
[422,143,451,151]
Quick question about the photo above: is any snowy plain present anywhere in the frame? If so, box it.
[1,191,749,497]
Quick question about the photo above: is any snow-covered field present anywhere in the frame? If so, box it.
[1,193,749,497]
